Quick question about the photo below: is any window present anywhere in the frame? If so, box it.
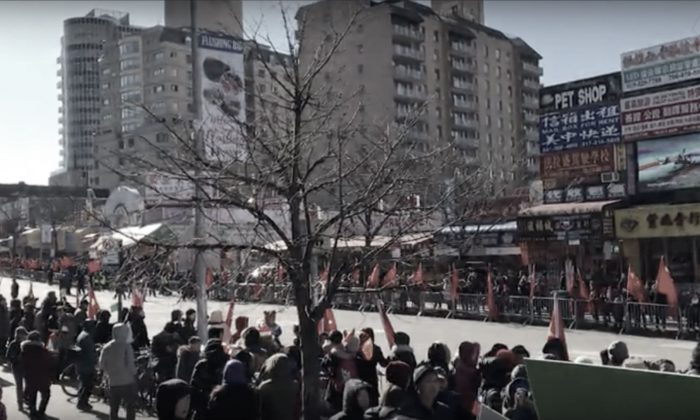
[433,30,439,42]
[102,68,110,75]
[169,102,179,112]
[434,69,440,80]
[483,44,488,57]
[170,51,177,58]
[118,140,124,149]
[496,84,501,95]
[257,69,265,78]
[498,118,503,128]
[186,54,192,64]
[102,98,110,105]
[495,48,501,60]
[153,51,165,60]
[101,82,110,90]
[120,58,140,71]
[187,87,192,97]
[496,66,501,77]
[120,74,141,88]
[153,68,165,76]
[486,98,491,109]
[483,64,489,74]
[169,68,178,77]
[121,91,142,103]
[357,64,364,74]
[153,84,164,93]
[119,40,139,55]
[127,138,134,147]
[156,132,169,143]
[498,100,503,111]
[507,70,512,80]
[258,84,266,93]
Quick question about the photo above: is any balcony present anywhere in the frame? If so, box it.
[452,117,477,129]
[450,41,473,55]
[523,112,538,123]
[522,61,543,76]
[523,78,540,91]
[394,66,423,82]
[395,83,426,101]
[392,24,423,41]
[451,59,474,74]
[393,44,422,61]
[453,136,478,150]
[451,79,473,92]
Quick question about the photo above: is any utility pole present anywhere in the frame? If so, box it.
[190,0,208,343]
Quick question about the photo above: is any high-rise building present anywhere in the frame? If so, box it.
[164,0,243,36]
[295,0,542,197]
[51,9,139,187]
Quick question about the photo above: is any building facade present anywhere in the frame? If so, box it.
[164,0,243,37]
[295,0,542,199]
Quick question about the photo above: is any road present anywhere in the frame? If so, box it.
[0,276,696,418]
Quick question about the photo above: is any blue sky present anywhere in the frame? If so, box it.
[1,0,700,185]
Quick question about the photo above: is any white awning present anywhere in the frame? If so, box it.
[519,200,620,218]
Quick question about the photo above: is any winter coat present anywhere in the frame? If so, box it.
[329,379,371,420]
[176,346,200,382]
[190,341,228,420]
[257,354,300,420]
[10,282,18,300]
[152,330,178,366]
[20,340,53,390]
[74,309,87,329]
[356,344,386,397]
[156,379,192,420]
[94,321,113,345]
[452,342,482,417]
[99,323,137,386]
[9,308,22,337]
[0,303,9,339]
[56,313,78,350]
[6,339,23,372]
[207,384,259,420]
[128,315,149,350]
[394,394,455,420]
[387,345,417,370]
[181,320,196,343]
[76,330,97,375]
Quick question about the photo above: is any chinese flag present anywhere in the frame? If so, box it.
[376,299,396,349]
[577,269,590,300]
[60,256,73,269]
[382,262,398,288]
[319,265,329,284]
[87,284,100,320]
[486,270,498,319]
[276,262,286,283]
[131,286,144,308]
[412,263,424,286]
[28,281,34,299]
[205,268,214,288]
[547,297,569,361]
[529,264,536,302]
[351,265,360,285]
[565,259,575,295]
[450,264,459,302]
[87,259,101,274]
[317,308,337,334]
[656,256,678,309]
[367,264,380,289]
[627,265,647,303]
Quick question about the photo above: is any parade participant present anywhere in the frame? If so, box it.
[190,339,228,420]
[75,320,97,411]
[323,331,360,412]
[156,379,192,420]
[20,331,53,418]
[356,327,387,406]
[329,378,371,420]
[387,332,416,370]
[176,336,202,382]
[257,353,299,420]
[6,327,27,411]
[127,306,149,351]
[257,310,282,338]
[394,363,453,420]
[100,323,138,420]
[208,359,259,420]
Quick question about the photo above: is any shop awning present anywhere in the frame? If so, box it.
[519,200,620,218]
[437,221,517,235]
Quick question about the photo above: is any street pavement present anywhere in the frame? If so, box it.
[0,276,696,418]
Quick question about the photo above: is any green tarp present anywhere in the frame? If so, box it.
[526,359,700,420]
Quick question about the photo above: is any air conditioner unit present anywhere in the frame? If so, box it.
[600,172,620,183]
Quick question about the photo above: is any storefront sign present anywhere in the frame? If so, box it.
[543,183,627,204]
[539,73,622,113]
[616,203,700,239]
[540,145,616,180]
[637,132,700,193]
[622,85,700,141]
[518,213,603,241]
[621,35,700,92]
[539,104,621,153]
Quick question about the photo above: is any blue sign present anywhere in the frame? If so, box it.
[539,104,621,153]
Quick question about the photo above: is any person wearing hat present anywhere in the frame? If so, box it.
[387,332,416,370]
[329,378,371,420]
[502,378,537,420]
[191,339,228,420]
[207,310,225,340]
[207,359,258,420]
[606,341,629,366]
[156,379,192,420]
[365,361,411,420]
[100,323,138,420]
[394,362,453,420]
[20,331,53,418]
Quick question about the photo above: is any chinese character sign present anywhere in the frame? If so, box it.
[621,85,700,141]
[539,104,621,153]
[621,35,700,92]
[615,203,700,239]
[540,145,616,180]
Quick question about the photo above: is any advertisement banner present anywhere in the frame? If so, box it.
[526,359,700,420]
[621,35,700,92]
[637,132,700,193]
[540,145,616,180]
[539,72,622,113]
[144,172,195,204]
[539,104,621,153]
[543,183,626,204]
[616,203,700,239]
[196,33,246,161]
[518,213,603,241]
[622,85,700,141]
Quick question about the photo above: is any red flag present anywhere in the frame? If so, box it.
[317,308,337,334]
[486,270,498,319]
[528,264,536,302]
[60,256,74,269]
[351,265,360,285]
[412,263,424,286]
[276,262,286,283]
[376,300,396,348]
[205,268,214,288]
[627,265,646,303]
[382,262,397,288]
[131,286,144,308]
[87,259,101,274]
[577,269,589,300]
[547,297,569,360]
[656,256,678,309]
[28,281,34,299]
[319,265,329,284]
[87,284,100,320]
[367,264,380,289]
[565,259,575,295]
[450,264,459,302]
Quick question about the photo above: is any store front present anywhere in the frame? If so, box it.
[518,201,622,287]
[615,203,700,286]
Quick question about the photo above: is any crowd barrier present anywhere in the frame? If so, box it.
[1,269,695,339]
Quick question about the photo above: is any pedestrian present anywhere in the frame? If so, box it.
[177,336,202,382]
[20,302,35,334]
[257,353,299,420]
[356,328,387,407]
[0,295,9,359]
[100,323,138,420]
[170,310,185,344]
[6,326,27,411]
[394,363,454,420]
[76,320,98,411]
[156,379,192,420]
[55,305,77,377]
[451,341,481,419]
[74,299,89,330]
[387,331,417,370]
[152,322,179,381]
[94,310,113,345]
[10,278,19,300]
[190,339,228,420]
[322,332,360,412]
[8,299,23,339]
[328,378,371,420]
[207,359,259,420]
[181,309,197,342]
[20,330,53,418]
[127,306,149,351]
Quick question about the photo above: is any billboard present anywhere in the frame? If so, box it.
[539,73,622,154]
[543,182,626,204]
[637,132,700,192]
[540,145,616,180]
[622,84,700,141]
[621,35,700,92]
[196,33,246,161]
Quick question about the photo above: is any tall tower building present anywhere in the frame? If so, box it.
[164,0,243,36]
[51,9,139,187]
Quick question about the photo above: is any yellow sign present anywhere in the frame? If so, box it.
[615,203,700,239]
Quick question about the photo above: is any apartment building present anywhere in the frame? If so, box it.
[295,0,542,197]
[164,0,243,37]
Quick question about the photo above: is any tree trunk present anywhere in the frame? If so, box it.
[297,302,321,420]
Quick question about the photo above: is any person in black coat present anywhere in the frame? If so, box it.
[329,379,371,420]
[394,363,454,420]
[0,295,10,358]
[8,299,22,339]
[190,339,228,420]
[94,310,113,345]
[127,306,149,351]
[356,328,387,407]
[176,337,201,382]
[6,327,27,410]
[207,359,258,420]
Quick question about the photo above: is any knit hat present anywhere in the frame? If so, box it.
[608,341,629,365]
[222,359,247,385]
[209,310,224,324]
[385,361,411,388]
[156,379,191,420]
[412,363,440,388]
